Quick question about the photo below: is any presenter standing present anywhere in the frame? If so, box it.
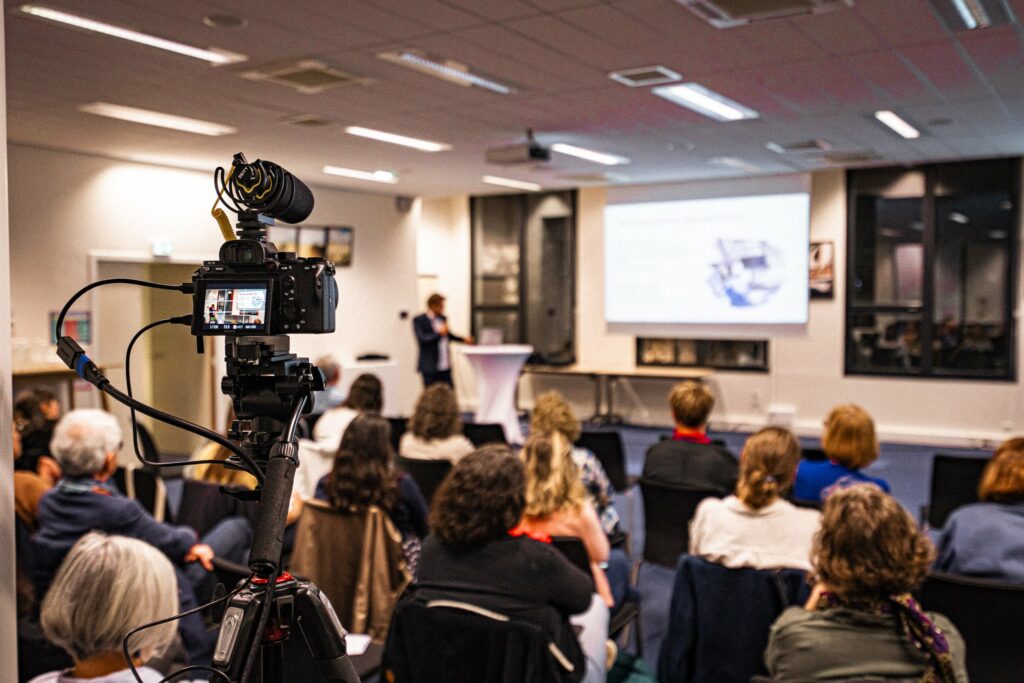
[413,293,473,388]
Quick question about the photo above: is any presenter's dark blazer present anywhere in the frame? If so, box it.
[413,313,464,375]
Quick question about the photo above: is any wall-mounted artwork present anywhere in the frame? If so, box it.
[266,225,354,267]
[809,240,835,299]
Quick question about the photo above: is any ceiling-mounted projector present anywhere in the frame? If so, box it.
[485,129,551,165]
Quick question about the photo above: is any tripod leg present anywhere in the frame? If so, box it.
[294,580,361,683]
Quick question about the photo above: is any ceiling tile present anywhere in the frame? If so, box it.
[789,9,884,55]
[900,42,989,99]
[844,50,936,104]
[854,0,949,48]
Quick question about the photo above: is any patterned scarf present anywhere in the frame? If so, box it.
[816,591,956,683]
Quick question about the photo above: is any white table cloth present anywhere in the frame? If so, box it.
[460,344,533,444]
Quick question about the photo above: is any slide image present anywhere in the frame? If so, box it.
[707,239,785,308]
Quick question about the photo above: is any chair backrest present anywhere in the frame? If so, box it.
[659,555,809,683]
[928,454,988,529]
[549,536,590,576]
[919,572,1024,682]
[463,422,507,447]
[175,479,259,537]
[800,447,827,461]
[113,466,168,522]
[388,417,409,453]
[290,500,411,641]
[640,479,721,568]
[383,598,579,683]
[396,456,452,506]
[575,430,629,491]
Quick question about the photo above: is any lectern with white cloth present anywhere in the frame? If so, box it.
[460,344,533,444]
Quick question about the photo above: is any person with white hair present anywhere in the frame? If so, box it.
[31,409,251,663]
[30,532,178,682]
[309,354,345,416]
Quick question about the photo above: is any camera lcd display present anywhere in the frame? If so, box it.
[201,284,269,332]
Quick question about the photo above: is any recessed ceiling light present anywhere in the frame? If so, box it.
[482,175,542,192]
[344,126,452,152]
[709,156,762,174]
[652,83,759,121]
[948,212,969,224]
[202,13,247,30]
[551,143,629,166]
[19,4,246,64]
[79,102,236,136]
[378,51,514,94]
[323,165,398,184]
[874,110,920,139]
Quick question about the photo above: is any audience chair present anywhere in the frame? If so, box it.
[388,416,408,453]
[173,479,260,536]
[550,535,643,654]
[383,597,580,683]
[396,456,452,506]
[113,466,169,522]
[919,571,1024,683]
[463,422,507,447]
[923,454,988,529]
[576,429,638,546]
[290,500,411,642]
[800,447,827,461]
[639,480,722,569]
[659,555,809,683]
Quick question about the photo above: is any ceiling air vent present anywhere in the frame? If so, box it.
[241,60,368,94]
[677,0,854,28]
[280,114,332,127]
[813,150,881,165]
[609,66,682,87]
[766,139,832,154]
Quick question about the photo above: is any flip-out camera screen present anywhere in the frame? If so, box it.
[201,284,269,332]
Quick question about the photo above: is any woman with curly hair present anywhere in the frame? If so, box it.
[530,391,620,536]
[935,437,1024,581]
[417,445,607,683]
[517,431,615,610]
[315,413,428,572]
[399,384,474,463]
[690,426,819,571]
[765,484,967,682]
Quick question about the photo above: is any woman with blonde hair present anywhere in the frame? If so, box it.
[936,437,1024,581]
[793,403,890,502]
[690,427,819,571]
[30,532,179,682]
[517,431,614,608]
[400,383,474,463]
[530,391,620,536]
[765,485,968,682]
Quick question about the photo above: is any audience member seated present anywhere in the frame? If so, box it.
[642,382,737,495]
[29,532,178,683]
[416,445,606,683]
[399,384,474,463]
[310,354,346,416]
[14,389,62,486]
[765,485,967,682]
[690,427,819,571]
[13,420,51,532]
[517,432,616,610]
[31,410,251,663]
[530,391,620,536]
[315,413,429,574]
[792,404,890,503]
[300,373,383,497]
[935,437,1024,582]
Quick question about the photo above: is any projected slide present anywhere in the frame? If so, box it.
[605,194,809,324]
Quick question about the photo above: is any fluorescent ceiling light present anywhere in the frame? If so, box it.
[652,83,759,121]
[344,126,451,152]
[323,165,398,184]
[951,0,989,29]
[79,102,236,136]
[482,175,542,192]
[551,143,629,166]
[19,4,245,64]
[378,51,514,94]
[874,110,920,139]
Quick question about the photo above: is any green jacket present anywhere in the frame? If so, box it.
[765,606,969,682]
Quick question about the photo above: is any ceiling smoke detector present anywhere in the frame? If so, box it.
[241,60,369,94]
[677,0,854,28]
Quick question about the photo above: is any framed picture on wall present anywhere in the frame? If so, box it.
[809,240,835,299]
[325,227,354,267]
[265,224,354,266]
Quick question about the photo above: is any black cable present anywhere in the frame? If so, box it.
[158,665,233,683]
[121,317,262,481]
[55,278,189,344]
[123,581,249,683]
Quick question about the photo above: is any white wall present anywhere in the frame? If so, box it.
[8,145,423,421]
[513,169,1024,448]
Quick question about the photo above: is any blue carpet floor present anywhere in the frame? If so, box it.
[600,423,991,670]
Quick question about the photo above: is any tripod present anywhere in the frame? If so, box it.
[209,336,361,683]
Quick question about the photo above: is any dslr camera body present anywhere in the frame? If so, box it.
[191,211,338,337]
